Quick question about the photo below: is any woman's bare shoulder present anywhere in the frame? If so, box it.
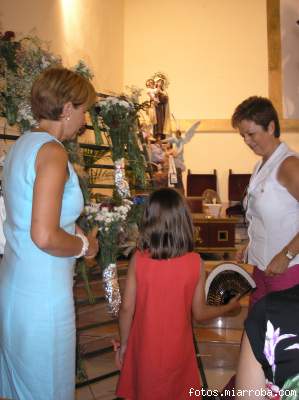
[37,140,68,162]
[278,155,299,179]
[278,155,299,198]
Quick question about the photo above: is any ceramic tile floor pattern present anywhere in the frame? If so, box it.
[75,261,250,399]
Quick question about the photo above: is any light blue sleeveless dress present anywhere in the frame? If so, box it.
[0,132,83,399]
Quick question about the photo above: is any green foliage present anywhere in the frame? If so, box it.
[0,31,20,72]
[97,96,146,188]
[76,260,95,304]
[64,140,91,204]
[82,147,110,168]
[281,374,299,400]
[0,32,61,130]
[89,105,103,145]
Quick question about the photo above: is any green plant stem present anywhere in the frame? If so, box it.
[77,259,95,304]
[89,106,103,145]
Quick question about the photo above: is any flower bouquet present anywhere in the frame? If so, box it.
[84,199,132,316]
[97,96,146,197]
[0,30,102,144]
[0,32,61,131]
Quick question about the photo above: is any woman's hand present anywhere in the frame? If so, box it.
[112,339,126,370]
[75,224,99,259]
[112,339,123,369]
[117,344,127,369]
[225,294,241,316]
[265,251,289,276]
[85,226,99,259]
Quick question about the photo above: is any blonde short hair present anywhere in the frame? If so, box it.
[31,67,96,121]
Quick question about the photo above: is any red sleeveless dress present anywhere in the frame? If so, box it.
[116,251,202,399]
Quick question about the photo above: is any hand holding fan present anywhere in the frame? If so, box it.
[205,262,256,306]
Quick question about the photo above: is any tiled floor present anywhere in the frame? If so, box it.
[75,261,250,399]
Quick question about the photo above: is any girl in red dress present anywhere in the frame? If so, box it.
[116,188,240,400]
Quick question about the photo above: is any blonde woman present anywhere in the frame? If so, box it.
[0,67,99,400]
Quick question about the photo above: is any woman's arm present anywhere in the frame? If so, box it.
[192,261,240,322]
[235,332,266,399]
[117,253,137,366]
[266,156,299,276]
[30,141,98,258]
[278,155,299,200]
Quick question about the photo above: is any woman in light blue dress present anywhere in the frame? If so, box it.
[0,67,99,400]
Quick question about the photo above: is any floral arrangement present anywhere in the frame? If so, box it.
[84,199,132,265]
[97,96,146,195]
[0,31,60,131]
[83,199,133,315]
[0,31,97,138]
[72,59,94,80]
[125,84,143,103]
[98,96,136,161]
[118,194,148,256]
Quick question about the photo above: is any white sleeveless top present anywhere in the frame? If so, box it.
[245,142,299,270]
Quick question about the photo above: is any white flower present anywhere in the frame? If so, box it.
[17,102,37,126]
[73,60,94,80]
[119,100,131,108]
[41,56,51,69]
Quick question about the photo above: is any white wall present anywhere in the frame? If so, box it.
[280,0,299,119]
[123,0,269,119]
[0,0,124,92]
[123,0,283,201]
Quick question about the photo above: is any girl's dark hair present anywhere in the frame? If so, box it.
[138,188,194,259]
[231,96,280,137]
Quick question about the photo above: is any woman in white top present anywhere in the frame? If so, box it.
[232,96,299,306]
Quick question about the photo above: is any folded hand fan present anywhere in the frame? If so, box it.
[205,262,256,305]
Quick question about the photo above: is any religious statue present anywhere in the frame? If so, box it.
[145,78,158,133]
[146,72,171,138]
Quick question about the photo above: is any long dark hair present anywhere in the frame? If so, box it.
[138,188,194,259]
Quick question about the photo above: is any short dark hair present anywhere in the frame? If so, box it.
[31,67,96,121]
[231,96,280,137]
[138,188,194,259]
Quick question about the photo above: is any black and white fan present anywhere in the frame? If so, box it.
[205,262,256,305]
